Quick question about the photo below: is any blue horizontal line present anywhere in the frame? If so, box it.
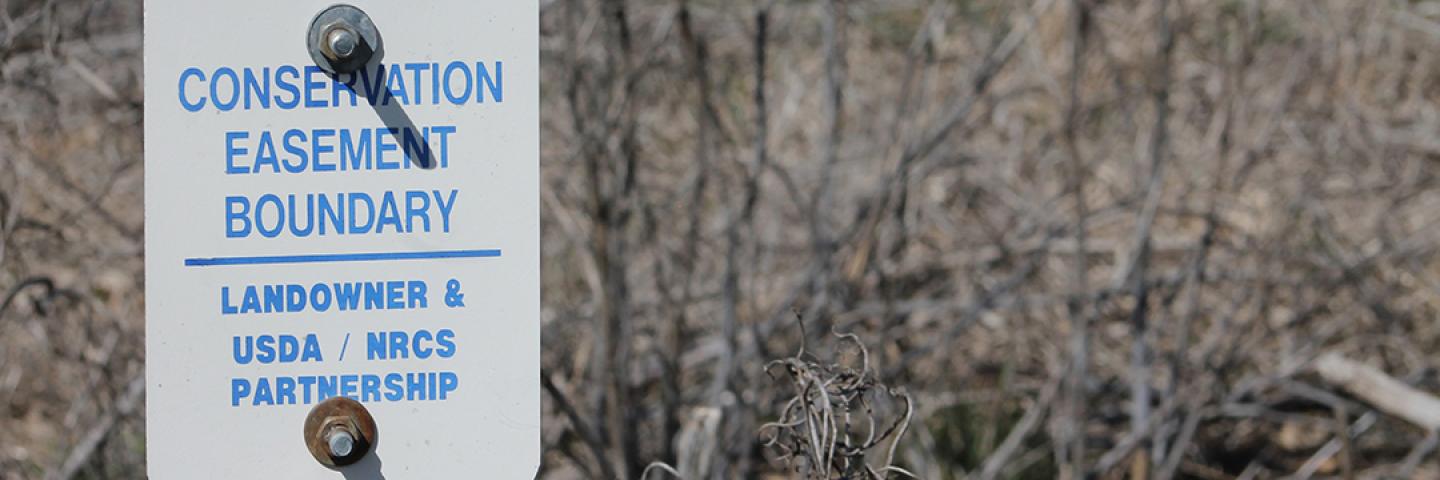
[184,249,502,267]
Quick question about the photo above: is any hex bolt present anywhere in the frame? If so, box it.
[326,426,356,457]
[307,5,380,75]
[325,26,359,61]
[303,397,378,469]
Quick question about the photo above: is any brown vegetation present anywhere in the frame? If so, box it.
[6,0,1440,478]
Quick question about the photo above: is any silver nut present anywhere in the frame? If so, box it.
[326,427,356,457]
[307,4,380,75]
[326,26,359,60]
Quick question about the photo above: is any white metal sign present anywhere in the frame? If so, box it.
[144,1,538,477]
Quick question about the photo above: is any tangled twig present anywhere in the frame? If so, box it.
[761,322,915,479]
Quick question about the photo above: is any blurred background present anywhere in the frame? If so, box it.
[6,0,1440,478]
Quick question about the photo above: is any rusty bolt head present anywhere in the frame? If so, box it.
[317,415,359,458]
[303,397,378,469]
[325,423,356,457]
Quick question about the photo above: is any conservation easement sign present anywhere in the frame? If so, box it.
[144,1,538,477]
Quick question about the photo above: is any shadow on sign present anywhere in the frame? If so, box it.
[365,93,439,171]
[334,36,441,171]
[341,450,387,480]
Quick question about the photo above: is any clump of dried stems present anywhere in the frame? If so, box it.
[761,319,914,480]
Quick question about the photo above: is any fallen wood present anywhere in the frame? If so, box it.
[1313,352,1440,430]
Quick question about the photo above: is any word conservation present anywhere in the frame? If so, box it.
[177,61,503,111]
